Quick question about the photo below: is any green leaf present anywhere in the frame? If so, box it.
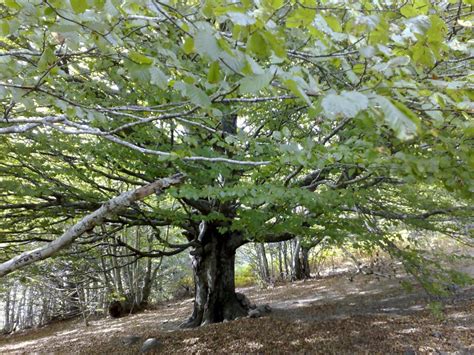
[373,95,420,140]
[70,0,88,14]
[183,36,194,55]
[175,82,212,108]
[0,21,10,36]
[227,12,256,26]
[411,42,434,67]
[247,32,270,58]
[322,91,368,119]
[267,0,284,9]
[128,51,154,65]
[400,0,429,17]
[284,79,311,106]
[37,47,56,71]
[427,15,447,43]
[195,30,220,60]
[286,8,315,28]
[207,61,220,84]
[239,71,273,94]
[149,67,168,89]
[5,0,21,10]
[324,15,342,32]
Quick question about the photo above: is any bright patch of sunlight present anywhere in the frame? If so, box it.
[398,327,419,334]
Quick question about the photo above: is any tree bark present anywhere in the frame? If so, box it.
[283,241,289,279]
[0,173,185,277]
[292,238,311,280]
[294,246,311,280]
[3,288,11,333]
[257,243,270,283]
[278,243,284,280]
[292,238,324,280]
[181,226,248,328]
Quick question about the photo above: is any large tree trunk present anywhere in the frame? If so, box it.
[181,227,248,328]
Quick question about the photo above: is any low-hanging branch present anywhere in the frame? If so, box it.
[0,115,270,166]
[0,173,186,277]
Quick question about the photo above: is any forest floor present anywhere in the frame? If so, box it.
[0,267,473,354]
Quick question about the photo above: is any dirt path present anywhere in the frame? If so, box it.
[1,272,472,354]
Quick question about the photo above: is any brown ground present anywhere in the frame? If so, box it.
[1,271,473,354]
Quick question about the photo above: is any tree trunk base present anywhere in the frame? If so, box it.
[182,226,251,327]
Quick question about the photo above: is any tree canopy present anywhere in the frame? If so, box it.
[0,0,472,325]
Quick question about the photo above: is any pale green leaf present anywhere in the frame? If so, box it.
[239,72,273,94]
[373,95,419,140]
[322,91,368,119]
[175,82,212,108]
[149,67,168,89]
[227,12,256,26]
[194,30,220,60]
[284,79,311,106]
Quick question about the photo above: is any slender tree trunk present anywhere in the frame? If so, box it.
[292,238,301,280]
[111,245,124,296]
[100,255,113,294]
[181,226,247,328]
[257,243,270,283]
[278,243,284,280]
[140,256,162,307]
[283,241,289,279]
[9,286,17,331]
[26,288,34,328]
[4,288,11,332]
[269,247,275,280]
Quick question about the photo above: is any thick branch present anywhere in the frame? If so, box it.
[0,173,186,277]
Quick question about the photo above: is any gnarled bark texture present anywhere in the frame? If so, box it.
[292,237,323,280]
[181,225,248,328]
[293,245,311,280]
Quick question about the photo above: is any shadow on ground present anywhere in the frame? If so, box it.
[1,271,472,354]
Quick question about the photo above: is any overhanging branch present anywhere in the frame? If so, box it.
[0,173,186,277]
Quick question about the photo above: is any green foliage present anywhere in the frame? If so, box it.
[0,0,471,297]
[427,301,445,321]
[235,264,257,287]
[322,91,368,119]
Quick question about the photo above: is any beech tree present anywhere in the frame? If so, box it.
[0,0,472,327]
